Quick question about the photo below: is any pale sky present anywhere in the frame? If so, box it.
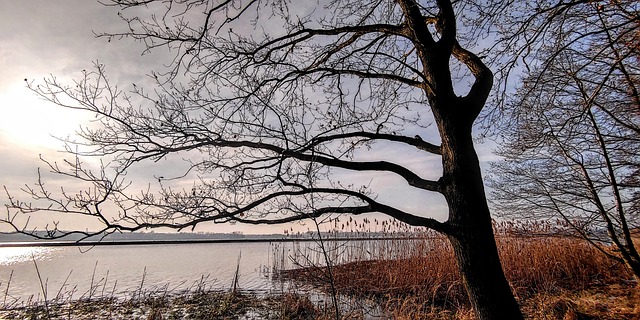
[0,1,499,235]
[0,1,149,177]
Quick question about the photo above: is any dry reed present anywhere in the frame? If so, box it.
[279,218,636,318]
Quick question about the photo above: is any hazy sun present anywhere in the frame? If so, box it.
[0,84,90,150]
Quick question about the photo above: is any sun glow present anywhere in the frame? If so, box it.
[0,84,90,150]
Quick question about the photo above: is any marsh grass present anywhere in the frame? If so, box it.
[0,279,331,320]
[278,219,637,319]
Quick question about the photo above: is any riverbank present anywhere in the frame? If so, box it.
[0,281,637,319]
[0,290,326,320]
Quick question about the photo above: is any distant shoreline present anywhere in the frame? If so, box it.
[0,236,422,248]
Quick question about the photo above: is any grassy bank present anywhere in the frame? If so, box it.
[0,290,329,320]
[2,282,637,319]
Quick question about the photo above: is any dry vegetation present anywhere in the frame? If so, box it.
[279,220,640,319]
[0,291,323,320]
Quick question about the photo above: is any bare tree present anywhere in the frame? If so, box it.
[486,1,640,278]
[4,1,523,318]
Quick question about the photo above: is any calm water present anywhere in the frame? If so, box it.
[0,242,290,304]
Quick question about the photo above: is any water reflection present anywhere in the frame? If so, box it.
[0,246,58,266]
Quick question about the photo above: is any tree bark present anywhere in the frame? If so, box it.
[436,103,523,319]
[447,225,522,319]
[625,256,640,283]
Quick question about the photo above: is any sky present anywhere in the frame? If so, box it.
[0,1,150,176]
[0,1,500,235]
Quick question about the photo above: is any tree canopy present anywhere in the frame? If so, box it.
[487,0,640,277]
[7,0,494,237]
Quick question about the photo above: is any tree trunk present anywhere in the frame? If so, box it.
[624,255,640,283]
[447,225,522,319]
[438,113,523,319]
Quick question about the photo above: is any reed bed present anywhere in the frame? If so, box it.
[278,219,637,319]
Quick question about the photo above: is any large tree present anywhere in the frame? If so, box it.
[486,0,640,278]
[4,1,523,318]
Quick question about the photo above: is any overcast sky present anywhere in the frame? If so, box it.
[0,1,147,176]
[0,1,499,235]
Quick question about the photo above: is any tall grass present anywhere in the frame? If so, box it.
[278,219,634,317]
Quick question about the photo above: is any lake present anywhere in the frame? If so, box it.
[0,236,425,308]
[0,242,294,305]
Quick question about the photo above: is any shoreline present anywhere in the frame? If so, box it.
[0,236,427,248]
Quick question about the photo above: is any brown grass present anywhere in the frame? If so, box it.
[279,219,638,319]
